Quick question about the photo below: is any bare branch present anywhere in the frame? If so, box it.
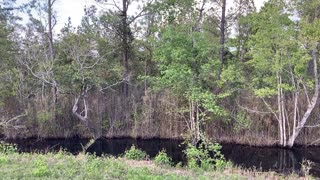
[301,81,311,105]
[262,98,280,122]
[299,124,320,128]
[100,80,125,92]
[128,0,154,25]
[236,101,271,114]
[0,112,28,129]
[113,0,122,11]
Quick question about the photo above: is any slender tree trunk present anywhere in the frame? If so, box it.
[122,0,129,97]
[291,90,298,146]
[281,86,287,147]
[279,74,287,146]
[190,100,194,143]
[47,0,58,122]
[195,102,200,142]
[277,72,284,146]
[120,0,130,127]
[48,0,55,61]
[189,0,206,145]
[219,0,226,66]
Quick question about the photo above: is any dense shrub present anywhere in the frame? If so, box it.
[184,142,229,171]
[124,145,148,160]
[154,150,172,166]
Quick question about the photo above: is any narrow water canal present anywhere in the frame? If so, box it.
[4,138,320,177]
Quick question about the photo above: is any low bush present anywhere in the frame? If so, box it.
[33,159,50,177]
[154,149,172,166]
[0,141,17,154]
[124,145,148,160]
[184,141,229,171]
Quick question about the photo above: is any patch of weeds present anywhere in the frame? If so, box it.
[154,149,172,166]
[0,141,18,154]
[126,167,186,180]
[0,155,9,164]
[175,162,183,168]
[106,159,128,179]
[51,154,78,178]
[54,148,71,159]
[124,145,148,160]
[127,167,159,179]
[81,155,106,179]
[32,159,50,177]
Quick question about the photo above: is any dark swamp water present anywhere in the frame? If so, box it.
[4,137,320,177]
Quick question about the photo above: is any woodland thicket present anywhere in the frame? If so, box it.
[1,0,320,147]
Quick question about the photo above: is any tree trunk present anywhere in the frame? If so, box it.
[47,0,58,120]
[288,44,319,147]
[48,0,55,61]
[219,0,226,66]
[122,0,129,97]
[277,72,284,146]
[72,94,100,139]
[280,75,287,147]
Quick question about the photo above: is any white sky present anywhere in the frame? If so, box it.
[54,0,267,32]
[54,0,95,31]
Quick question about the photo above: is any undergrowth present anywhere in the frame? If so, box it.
[0,141,310,179]
[124,144,148,160]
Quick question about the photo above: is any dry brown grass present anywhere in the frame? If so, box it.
[121,157,313,179]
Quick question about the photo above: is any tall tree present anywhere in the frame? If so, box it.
[233,0,256,62]
[0,0,30,129]
[287,0,320,147]
[146,0,229,144]
[245,0,320,147]
[21,0,58,99]
[96,0,153,96]
[219,0,226,67]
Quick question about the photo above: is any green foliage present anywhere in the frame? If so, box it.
[0,141,17,154]
[36,110,52,122]
[83,155,105,179]
[184,142,229,171]
[55,15,122,96]
[0,151,306,179]
[254,87,278,98]
[233,111,252,132]
[245,0,306,95]
[0,12,19,106]
[33,159,50,177]
[124,145,148,160]
[150,27,219,94]
[154,149,172,166]
[187,88,226,117]
[146,24,227,140]
[0,155,9,164]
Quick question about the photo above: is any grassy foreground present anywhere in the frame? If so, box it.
[0,151,313,180]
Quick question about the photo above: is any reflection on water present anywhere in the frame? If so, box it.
[221,145,302,175]
[86,138,186,164]
[4,138,320,177]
